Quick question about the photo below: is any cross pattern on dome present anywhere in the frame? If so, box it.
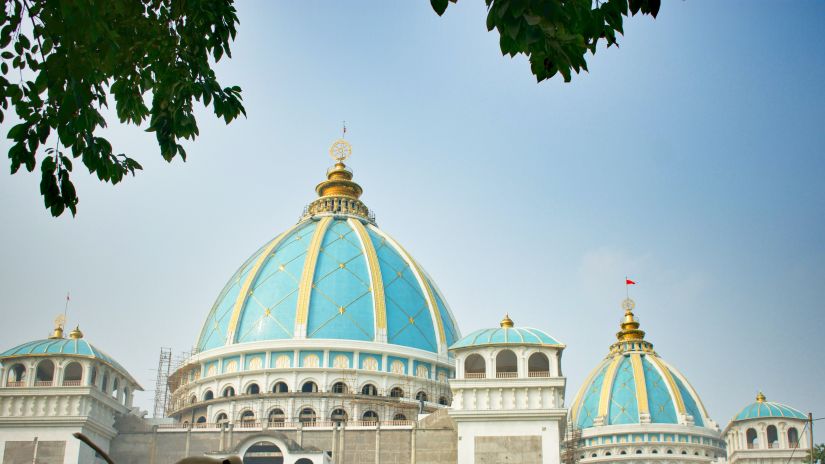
[432,288,459,346]
[198,244,267,350]
[235,227,315,342]
[642,357,678,423]
[307,221,373,339]
[578,362,609,428]
[371,234,437,351]
[609,357,639,425]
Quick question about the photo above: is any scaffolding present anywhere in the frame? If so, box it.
[562,423,583,464]
[153,347,173,418]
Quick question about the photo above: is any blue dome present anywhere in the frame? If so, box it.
[733,395,806,421]
[196,216,460,354]
[0,337,134,382]
[451,326,561,349]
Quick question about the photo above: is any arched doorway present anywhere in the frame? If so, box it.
[243,441,284,464]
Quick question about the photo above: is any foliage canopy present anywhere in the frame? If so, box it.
[1,0,244,216]
[431,0,660,82]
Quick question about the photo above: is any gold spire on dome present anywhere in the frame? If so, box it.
[616,298,646,341]
[301,137,375,223]
[756,392,766,403]
[500,313,514,328]
[49,314,66,339]
[69,325,84,339]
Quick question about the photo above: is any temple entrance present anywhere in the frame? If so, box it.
[242,441,284,464]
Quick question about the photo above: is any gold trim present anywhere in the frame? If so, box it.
[648,355,686,414]
[225,224,301,344]
[630,353,649,414]
[570,357,610,424]
[348,219,387,332]
[370,225,446,351]
[295,217,333,330]
[597,355,623,418]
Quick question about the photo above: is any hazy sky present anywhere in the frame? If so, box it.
[1,1,823,439]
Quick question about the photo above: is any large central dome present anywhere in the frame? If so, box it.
[196,140,460,355]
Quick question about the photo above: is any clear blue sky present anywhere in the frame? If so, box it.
[1,1,823,438]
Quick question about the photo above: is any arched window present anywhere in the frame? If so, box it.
[362,357,378,371]
[203,390,214,401]
[268,408,285,426]
[620,451,627,455]
[416,391,428,402]
[222,386,235,397]
[788,427,799,448]
[331,382,348,394]
[495,350,517,378]
[330,408,348,423]
[123,387,129,405]
[362,410,379,422]
[747,428,758,449]
[332,355,349,369]
[245,442,284,463]
[527,352,550,377]
[681,450,687,455]
[464,354,486,378]
[272,381,288,393]
[393,413,407,421]
[299,408,317,424]
[215,412,229,424]
[767,425,779,448]
[438,396,449,406]
[7,364,26,386]
[111,378,119,398]
[295,459,314,464]
[361,383,378,396]
[246,383,260,395]
[196,416,206,424]
[88,365,97,387]
[301,381,318,393]
[101,373,109,393]
[666,449,673,454]
[390,387,404,398]
[35,360,55,386]
[62,362,83,386]
[651,449,658,454]
[189,394,197,405]
[635,450,642,454]
[240,410,255,423]
[605,452,612,456]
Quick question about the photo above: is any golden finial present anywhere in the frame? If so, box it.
[616,298,645,341]
[49,314,66,339]
[500,313,514,328]
[68,325,84,339]
[302,138,374,222]
[756,391,766,403]
[329,138,352,163]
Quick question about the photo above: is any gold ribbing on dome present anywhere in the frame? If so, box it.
[68,325,83,339]
[756,391,766,402]
[616,298,645,341]
[500,313,514,328]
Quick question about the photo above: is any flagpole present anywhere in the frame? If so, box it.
[64,292,70,326]
[625,276,629,299]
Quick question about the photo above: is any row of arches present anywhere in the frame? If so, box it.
[4,360,131,406]
[463,350,551,378]
[192,380,448,406]
[206,407,410,426]
[746,426,799,449]
[583,448,716,458]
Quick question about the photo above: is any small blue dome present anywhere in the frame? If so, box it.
[450,322,561,350]
[0,337,134,382]
[733,395,806,421]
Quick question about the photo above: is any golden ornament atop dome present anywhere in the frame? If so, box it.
[301,135,375,223]
[500,313,514,328]
[69,325,84,339]
[49,314,66,339]
[756,391,766,403]
[616,298,645,341]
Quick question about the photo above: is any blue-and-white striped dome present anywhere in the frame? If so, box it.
[733,394,806,421]
[196,156,460,355]
[570,300,715,430]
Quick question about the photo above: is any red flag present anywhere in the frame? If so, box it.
[626,279,636,285]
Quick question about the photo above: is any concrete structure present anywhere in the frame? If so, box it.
[0,324,142,463]
[448,314,567,464]
[723,393,810,464]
